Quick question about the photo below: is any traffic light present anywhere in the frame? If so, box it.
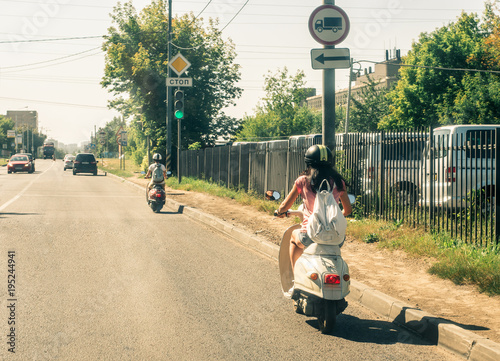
[174,90,184,119]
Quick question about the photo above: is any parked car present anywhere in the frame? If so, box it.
[73,153,98,175]
[359,131,427,205]
[421,124,500,209]
[7,154,34,173]
[63,155,75,170]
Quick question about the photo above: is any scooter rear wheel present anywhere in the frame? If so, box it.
[317,300,336,334]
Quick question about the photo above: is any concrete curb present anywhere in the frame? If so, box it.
[110,173,500,361]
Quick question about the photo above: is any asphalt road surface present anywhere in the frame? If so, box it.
[0,160,458,360]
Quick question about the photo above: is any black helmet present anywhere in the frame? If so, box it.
[153,153,162,161]
[304,145,333,167]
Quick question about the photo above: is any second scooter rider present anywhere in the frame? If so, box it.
[276,145,352,272]
[145,153,167,191]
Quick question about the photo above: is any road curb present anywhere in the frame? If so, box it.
[109,172,500,361]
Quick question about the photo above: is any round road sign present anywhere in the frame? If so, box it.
[309,5,350,46]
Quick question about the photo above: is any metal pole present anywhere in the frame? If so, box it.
[177,118,182,183]
[147,134,150,165]
[166,0,173,174]
[345,58,353,134]
[323,0,336,160]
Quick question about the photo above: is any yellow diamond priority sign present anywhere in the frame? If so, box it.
[169,53,191,76]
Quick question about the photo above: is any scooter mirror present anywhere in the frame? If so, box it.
[348,194,356,205]
[265,190,281,201]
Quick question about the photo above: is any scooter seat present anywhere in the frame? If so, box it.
[303,243,341,255]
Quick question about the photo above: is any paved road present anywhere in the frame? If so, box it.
[0,160,457,360]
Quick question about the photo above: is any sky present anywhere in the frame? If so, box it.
[0,0,490,145]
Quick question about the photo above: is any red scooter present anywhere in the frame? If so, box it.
[147,184,166,213]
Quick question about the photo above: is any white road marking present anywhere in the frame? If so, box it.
[0,162,55,212]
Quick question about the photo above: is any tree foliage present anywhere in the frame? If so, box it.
[101,0,242,153]
[381,6,500,129]
[348,75,391,132]
[0,116,15,153]
[236,68,321,141]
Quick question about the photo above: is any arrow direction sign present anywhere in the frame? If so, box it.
[311,48,350,69]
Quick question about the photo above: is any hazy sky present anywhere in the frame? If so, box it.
[0,0,488,145]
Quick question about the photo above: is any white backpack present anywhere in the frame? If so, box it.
[152,164,164,183]
[306,179,347,245]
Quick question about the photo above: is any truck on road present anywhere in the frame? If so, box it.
[42,141,55,159]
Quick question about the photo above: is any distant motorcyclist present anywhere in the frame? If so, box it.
[145,153,167,191]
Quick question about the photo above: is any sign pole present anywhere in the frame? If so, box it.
[166,0,173,176]
[323,0,336,158]
[309,0,349,162]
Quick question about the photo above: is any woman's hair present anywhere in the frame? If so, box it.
[302,164,347,193]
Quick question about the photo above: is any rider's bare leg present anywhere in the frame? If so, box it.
[290,229,305,272]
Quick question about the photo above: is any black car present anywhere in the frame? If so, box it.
[73,153,98,176]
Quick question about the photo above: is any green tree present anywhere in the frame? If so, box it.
[101,1,242,154]
[0,116,15,155]
[381,10,500,129]
[348,75,391,132]
[96,116,126,156]
[236,68,321,141]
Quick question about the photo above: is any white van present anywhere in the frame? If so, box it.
[361,131,427,205]
[421,124,499,209]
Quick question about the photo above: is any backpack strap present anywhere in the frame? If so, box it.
[319,179,331,192]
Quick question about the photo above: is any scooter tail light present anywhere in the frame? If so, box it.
[324,274,341,285]
[156,193,163,198]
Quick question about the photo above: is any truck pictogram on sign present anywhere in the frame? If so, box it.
[315,17,342,33]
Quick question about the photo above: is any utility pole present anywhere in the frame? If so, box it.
[166,0,173,174]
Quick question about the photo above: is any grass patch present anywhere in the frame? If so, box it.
[99,158,143,178]
[165,176,279,215]
[163,177,500,295]
[347,218,500,295]
[429,241,500,295]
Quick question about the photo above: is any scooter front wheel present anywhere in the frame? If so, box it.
[317,300,336,334]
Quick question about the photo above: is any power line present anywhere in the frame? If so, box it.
[0,96,108,109]
[0,35,103,44]
[221,0,250,31]
[1,47,101,69]
[1,49,103,73]
[195,0,214,19]
[358,60,500,75]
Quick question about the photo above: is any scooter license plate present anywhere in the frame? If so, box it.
[82,162,89,164]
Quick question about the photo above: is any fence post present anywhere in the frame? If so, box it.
[227,146,231,188]
[495,129,500,244]
[379,130,385,218]
[264,142,269,193]
[286,139,290,195]
[429,127,435,228]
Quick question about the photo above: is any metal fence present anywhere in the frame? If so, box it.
[180,129,499,246]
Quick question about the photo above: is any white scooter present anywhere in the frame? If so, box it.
[269,190,354,334]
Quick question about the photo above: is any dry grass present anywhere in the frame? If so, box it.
[99,158,143,178]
